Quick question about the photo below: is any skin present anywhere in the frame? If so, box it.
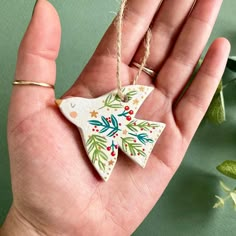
[0,0,230,235]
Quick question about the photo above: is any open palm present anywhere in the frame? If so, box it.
[4,0,230,235]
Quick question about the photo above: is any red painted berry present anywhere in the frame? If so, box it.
[126,116,131,121]
[129,110,134,115]
[111,151,116,156]
[115,145,118,149]
[107,147,111,151]
[125,106,129,111]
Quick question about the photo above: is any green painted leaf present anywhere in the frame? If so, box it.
[87,135,108,171]
[101,116,109,126]
[100,127,109,133]
[109,104,123,109]
[217,160,236,179]
[138,150,146,157]
[111,114,118,129]
[121,137,146,157]
[89,120,103,126]
[87,143,95,153]
[213,195,225,208]
[97,142,106,150]
[92,151,97,164]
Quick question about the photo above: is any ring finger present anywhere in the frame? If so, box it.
[132,0,196,72]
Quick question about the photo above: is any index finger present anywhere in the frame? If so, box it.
[94,0,163,64]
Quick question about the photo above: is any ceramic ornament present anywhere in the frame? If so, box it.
[56,85,165,181]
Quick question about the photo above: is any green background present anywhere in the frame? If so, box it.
[0,0,236,235]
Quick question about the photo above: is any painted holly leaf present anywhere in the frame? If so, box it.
[86,135,107,153]
[213,195,225,208]
[89,115,120,137]
[217,160,236,179]
[111,114,118,129]
[226,56,236,72]
[101,116,109,126]
[205,80,226,124]
[89,120,103,126]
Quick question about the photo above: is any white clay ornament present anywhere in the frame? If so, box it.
[56,85,165,181]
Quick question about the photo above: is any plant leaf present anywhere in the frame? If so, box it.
[105,94,113,104]
[100,127,109,133]
[226,56,236,72]
[230,192,236,206]
[213,195,225,208]
[217,160,236,179]
[219,181,231,192]
[206,80,226,124]
[126,121,138,132]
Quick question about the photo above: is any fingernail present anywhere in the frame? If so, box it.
[32,0,38,17]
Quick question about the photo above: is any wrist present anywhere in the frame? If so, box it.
[0,206,45,236]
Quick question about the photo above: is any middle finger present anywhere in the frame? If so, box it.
[132,0,196,71]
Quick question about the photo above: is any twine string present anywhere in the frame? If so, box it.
[116,0,152,100]
[133,28,152,85]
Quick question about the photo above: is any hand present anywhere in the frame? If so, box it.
[1,0,230,235]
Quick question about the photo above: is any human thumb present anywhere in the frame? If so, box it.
[8,0,61,132]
